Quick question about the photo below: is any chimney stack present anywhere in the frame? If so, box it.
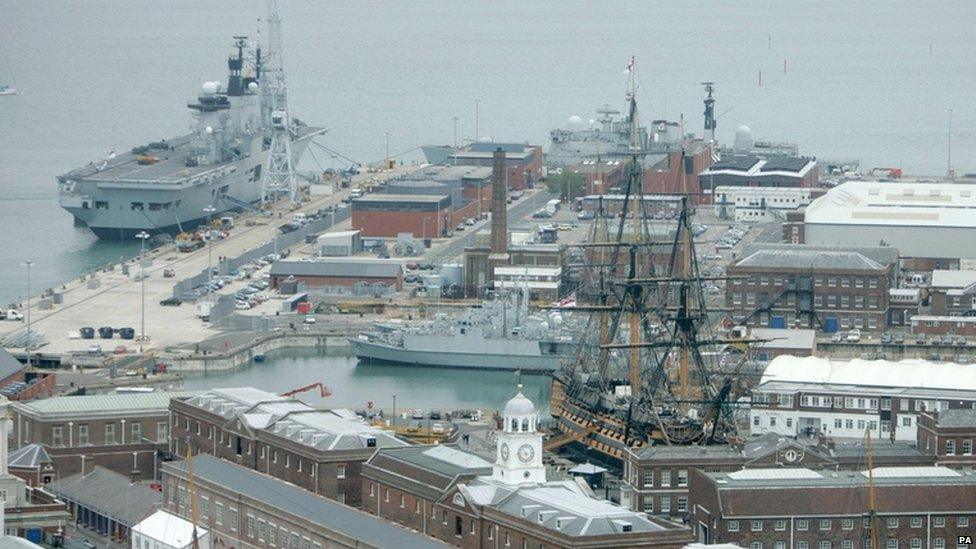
[490,148,508,257]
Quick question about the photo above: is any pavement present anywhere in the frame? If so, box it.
[1,167,413,358]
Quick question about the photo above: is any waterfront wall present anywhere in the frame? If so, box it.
[163,331,350,372]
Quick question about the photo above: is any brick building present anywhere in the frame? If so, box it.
[697,155,819,204]
[0,348,55,401]
[450,142,543,190]
[917,409,976,468]
[162,454,444,549]
[10,391,194,480]
[620,432,930,521]
[566,159,627,195]
[643,142,715,203]
[362,389,693,548]
[689,466,976,548]
[351,194,451,238]
[269,259,403,292]
[910,315,976,337]
[751,355,976,441]
[726,243,898,332]
[927,270,976,316]
[169,387,407,508]
[386,165,494,227]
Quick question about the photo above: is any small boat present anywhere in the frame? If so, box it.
[0,85,15,96]
[253,353,266,362]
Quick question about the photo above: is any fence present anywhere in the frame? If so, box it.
[171,207,351,299]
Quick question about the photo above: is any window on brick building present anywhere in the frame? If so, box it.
[228,507,238,532]
[886,540,898,549]
[337,465,346,479]
[215,502,223,526]
[752,520,762,532]
[775,542,786,549]
[887,518,898,529]
[246,515,255,538]
[798,543,808,549]
[78,425,89,446]
[258,519,266,541]
[678,469,688,487]
[820,542,831,549]
[52,427,63,447]
[415,500,420,514]
[677,497,687,512]
[842,518,853,530]
[643,469,654,486]
[946,440,956,455]
[910,516,922,528]
[842,541,853,549]
[750,543,762,549]
[934,516,945,527]
[821,519,831,530]
[909,539,921,549]
[964,440,973,455]
[798,519,808,530]
[337,491,345,504]
[384,489,389,503]
[268,523,277,546]
[660,497,671,513]
[727,520,739,532]
[399,494,405,508]
[660,470,671,486]
[643,498,653,513]
[958,516,969,527]
[933,538,944,549]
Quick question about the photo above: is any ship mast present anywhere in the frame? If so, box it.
[866,429,879,549]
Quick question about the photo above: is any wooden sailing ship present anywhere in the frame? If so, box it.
[547,61,756,460]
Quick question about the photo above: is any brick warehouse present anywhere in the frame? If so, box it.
[10,390,196,480]
[269,259,403,292]
[689,466,976,548]
[725,243,898,332]
[351,194,451,238]
[170,387,407,508]
[449,142,543,190]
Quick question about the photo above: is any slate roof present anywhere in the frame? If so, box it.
[8,443,51,469]
[935,408,976,428]
[736,243,897,269]
[51,466,161,526]
[630,444,742,461]
[467,478,668,537]
[169,455,447,549]
[270,260,402,279]
[734,248,884,271]
[185,388,406,453]
[0,348,25,381]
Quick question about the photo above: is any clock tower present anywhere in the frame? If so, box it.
[492,386,546,484]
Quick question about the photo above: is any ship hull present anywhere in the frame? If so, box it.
[59,137,313,241]
[348,336,569,372]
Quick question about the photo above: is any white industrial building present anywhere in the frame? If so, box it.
[803,181,976,260]
[713,186,818,222]
[750,355,976,441]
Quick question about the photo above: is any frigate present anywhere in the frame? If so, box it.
[57,20,322,240]
[349,291,579,372]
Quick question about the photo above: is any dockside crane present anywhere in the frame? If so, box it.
[280,382,333,398]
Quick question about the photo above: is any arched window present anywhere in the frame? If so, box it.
[511,419,518,432]
[521,419,529,432]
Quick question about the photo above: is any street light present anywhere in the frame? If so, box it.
[474,99,481,140]
[392,394,397,432]
[452,116,459,149]
[135,231,151,353]
[21,260,33,368]
[203,205,217,292]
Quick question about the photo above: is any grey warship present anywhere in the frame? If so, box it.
[57,29,321,240]
[349,292,579,372]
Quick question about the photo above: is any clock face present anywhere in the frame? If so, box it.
[500,443,510,461]
[517,443,535,463]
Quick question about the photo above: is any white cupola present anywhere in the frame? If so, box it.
[492,386,546,485]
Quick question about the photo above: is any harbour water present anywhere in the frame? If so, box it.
[1,0,974,306]
[177,347,551,414]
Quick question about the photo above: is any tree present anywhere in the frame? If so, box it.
[545,171,586,201]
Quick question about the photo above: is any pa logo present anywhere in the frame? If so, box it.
[958,536,973,545]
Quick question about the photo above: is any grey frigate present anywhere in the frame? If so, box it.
[57,22,321,240]
[349,291,579,372]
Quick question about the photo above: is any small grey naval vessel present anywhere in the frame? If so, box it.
[57,34,321,240]
[349,292,579,372]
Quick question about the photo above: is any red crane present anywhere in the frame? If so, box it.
[280,382,333,398]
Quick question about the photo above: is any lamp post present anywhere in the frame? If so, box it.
[22,260,33,367]
[203,205,216,292]
[392,394,397,432]
[474,99,481,140]
[947,108,953,180]
[452,116,459,148]
[135,231,151,352]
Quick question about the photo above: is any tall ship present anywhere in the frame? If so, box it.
[349,291,579,372]
[56,7,322,240]
[547,62,755,460]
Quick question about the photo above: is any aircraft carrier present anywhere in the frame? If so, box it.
[57,32,321,240]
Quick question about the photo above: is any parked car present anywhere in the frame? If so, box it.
[411,409,425,419]
[916,333,927,344]
[5,310,23,321]
[456,223,466,231]
[159,297,182,307]
[846,329,861,343]
[235,301,251,310]
[163,268,176,278]
[304,315,316,324]
[831,332,843,343]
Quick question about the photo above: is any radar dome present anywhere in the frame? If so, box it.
[477,136,493,143]
[734,125,753,151]
[201,81,219,94]
[566,115,585,131]
[205,126,213,135]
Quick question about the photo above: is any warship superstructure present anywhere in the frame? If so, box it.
[349,291,579,372]
[57,20,321,239]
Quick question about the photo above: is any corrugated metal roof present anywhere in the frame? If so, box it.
[14,391,200,417]
[270,260,402,279]
[864,466,960,479]
[170,455,446,549]
[728,468,823,481]
[735,247,885,271]
[805,181,976,228]
[761,356,976,392]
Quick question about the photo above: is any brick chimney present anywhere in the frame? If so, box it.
[490,147,508,257]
